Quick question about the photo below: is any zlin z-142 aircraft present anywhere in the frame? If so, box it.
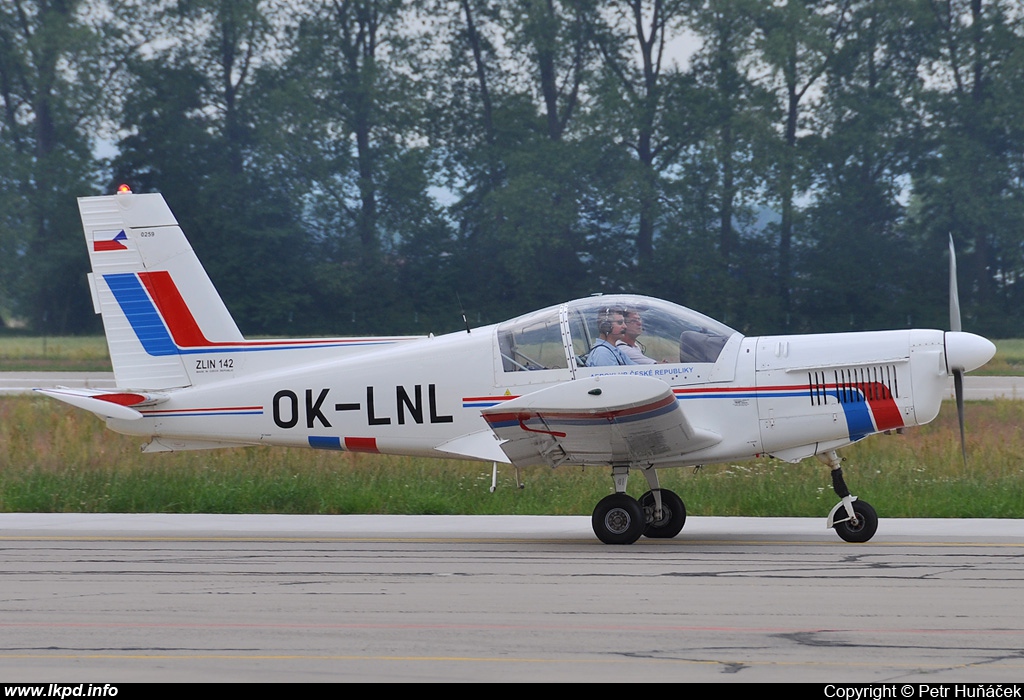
[39,188,996,545]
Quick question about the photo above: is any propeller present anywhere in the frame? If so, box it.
[949,236,962,333]
[949,236,967,465]
[944,236,996,465]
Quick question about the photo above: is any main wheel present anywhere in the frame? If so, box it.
[639,489,686,539]
[592,493,645,545]
[833,499,878,543]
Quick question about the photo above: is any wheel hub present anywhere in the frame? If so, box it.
[648,505,671,527]
[604,508,632,534]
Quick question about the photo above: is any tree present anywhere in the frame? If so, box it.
[0,0,129,332]
[112,0,313,334]
[752,0,853,328]
[427,0,605,319]
[684,0,778,327]
[797,0,929,331]
[909,0,1024,336]
[591,0,695,281]
[259,0,455,333]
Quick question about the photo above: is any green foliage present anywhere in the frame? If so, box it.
[0,0,109,333]
[1,1,1023,336]
[905,0,1024,338]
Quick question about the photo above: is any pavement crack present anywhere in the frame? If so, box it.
[619,651,749,673]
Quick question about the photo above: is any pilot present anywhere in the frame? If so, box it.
[616,310,657,365]
[586,308,637,367]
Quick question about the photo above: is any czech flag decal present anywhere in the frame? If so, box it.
[94,230,128,252]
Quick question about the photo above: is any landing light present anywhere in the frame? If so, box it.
[116,184,132,194]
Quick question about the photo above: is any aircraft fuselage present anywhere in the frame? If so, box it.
[107,324,954,468]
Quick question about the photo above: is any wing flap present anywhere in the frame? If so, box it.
[481,375,720,469]
[434,429,511,463]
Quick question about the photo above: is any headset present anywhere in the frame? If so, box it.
[597,307,624,335]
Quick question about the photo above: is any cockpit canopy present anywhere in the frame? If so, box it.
[497,295,739,372]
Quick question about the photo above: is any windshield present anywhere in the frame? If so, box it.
[496,295,738,372]
[568,295,737,367]
[496,307,568,371]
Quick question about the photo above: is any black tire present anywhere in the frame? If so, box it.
[592,493,645,545]
[833,499,878,543]
[639,489,686,539]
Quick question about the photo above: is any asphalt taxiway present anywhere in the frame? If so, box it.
[2,374,1023,681]
[2,514,1023,682]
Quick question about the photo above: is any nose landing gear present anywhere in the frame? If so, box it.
[820,450,879,543]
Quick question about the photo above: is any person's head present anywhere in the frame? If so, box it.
[597,307,627,340]
[622,310,644,341]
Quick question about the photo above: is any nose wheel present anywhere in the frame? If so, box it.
[820,450,879,543]
[831,498,878,543]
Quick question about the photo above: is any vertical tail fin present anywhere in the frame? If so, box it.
[80,190,243,390]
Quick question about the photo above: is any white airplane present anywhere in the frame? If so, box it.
[38,188,996,544]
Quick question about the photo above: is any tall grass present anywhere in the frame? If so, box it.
[2,396,1021,517]
[983,339,1024,376]
[0,336,111,371]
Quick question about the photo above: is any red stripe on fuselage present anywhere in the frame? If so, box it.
[344,437,379,453]
[859,383,904,431]
[675,382,903,430]
[141,405,263,415]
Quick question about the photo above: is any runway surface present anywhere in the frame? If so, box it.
[2,514,1023,682]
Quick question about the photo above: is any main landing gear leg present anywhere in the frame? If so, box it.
[591,466,644,545]
[820,450,878,543]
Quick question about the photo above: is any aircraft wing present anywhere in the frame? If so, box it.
[481,375,720,469]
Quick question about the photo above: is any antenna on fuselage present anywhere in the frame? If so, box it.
[457,292,471,334]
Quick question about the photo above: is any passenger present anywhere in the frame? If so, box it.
[586,308,637,367]
[616,310,657,365]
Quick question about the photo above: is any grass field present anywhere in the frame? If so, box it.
[2,334,1020,518]
[0,336,112,371]
[982,339,1024,376]
[1,395,1021,518]
[2,336,1024,374]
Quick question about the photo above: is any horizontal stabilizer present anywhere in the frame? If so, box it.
[34,388,166,421]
